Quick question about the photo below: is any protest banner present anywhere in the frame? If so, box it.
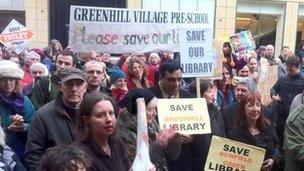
[179,28,214,77]
[68,4,215,53]
[157,98,211,135]
[229,30,256,58]
[131,98,153,170]
[0,19,33,54]
[205,136,266,171]
[257,65,278,105]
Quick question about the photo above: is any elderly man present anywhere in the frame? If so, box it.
[25,68,88,171]
[31,50,77,109]
[83,60,110,94]
[23,62,49,98]
[265,44,279,66]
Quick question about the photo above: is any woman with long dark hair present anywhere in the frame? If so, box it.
[74,92,130,171]
[229,92,282,171]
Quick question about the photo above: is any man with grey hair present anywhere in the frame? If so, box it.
[265,44,279,66]
[25,68,88,170]
[222,77,263,134]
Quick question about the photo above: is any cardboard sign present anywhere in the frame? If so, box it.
[257,65,278,105]
[205,136,266,171]
[68,4,215,53]
[157,98,211,135]
[0,19,33,54]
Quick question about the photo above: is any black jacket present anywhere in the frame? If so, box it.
[270,72,304,125]
[228,125,282,167]
[193,104,226,171]
[74,136,130,171]
[25,96,77,171]
[222,102,276,135]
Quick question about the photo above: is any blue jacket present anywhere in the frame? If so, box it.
[0,96,35,165]
[216,87,236,109]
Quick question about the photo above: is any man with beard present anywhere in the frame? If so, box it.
[25,68,88,171]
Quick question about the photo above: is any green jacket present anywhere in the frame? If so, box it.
[31,75,59,109]
[284,104,304,171]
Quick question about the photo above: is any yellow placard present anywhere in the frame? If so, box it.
[157,98,211,135]
[205,136,266,171]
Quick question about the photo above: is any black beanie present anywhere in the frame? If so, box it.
[121,88,155,115]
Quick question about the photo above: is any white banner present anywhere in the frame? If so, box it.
[68,5,215,53]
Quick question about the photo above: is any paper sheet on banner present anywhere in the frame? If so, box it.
[0,19,33,54]
[205,136,266,171]
[157,98,211,135]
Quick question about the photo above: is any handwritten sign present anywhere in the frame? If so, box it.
[229,30,256,58]
[0,19,33,54]
[205,136,266,171]
[157,98,211,134]
[68,4,215,53]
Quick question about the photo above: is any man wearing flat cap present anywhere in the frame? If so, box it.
[25,68,87,171]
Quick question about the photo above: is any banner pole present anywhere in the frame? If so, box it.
[196,77,201,98]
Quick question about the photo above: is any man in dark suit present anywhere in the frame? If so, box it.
[149,59,196,171]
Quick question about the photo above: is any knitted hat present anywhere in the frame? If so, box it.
[0,60,24,79]
[108,66,126,84]
[121,88,155,115]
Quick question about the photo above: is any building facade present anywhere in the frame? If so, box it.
[1,0,304,56]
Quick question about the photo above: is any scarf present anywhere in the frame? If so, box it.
[0,92,24,115]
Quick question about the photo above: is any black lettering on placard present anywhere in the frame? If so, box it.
[222,145,250,157]
[208,162,246,171]
[169,104,194,111]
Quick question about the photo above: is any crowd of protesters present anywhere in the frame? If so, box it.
[0,38,304,171]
